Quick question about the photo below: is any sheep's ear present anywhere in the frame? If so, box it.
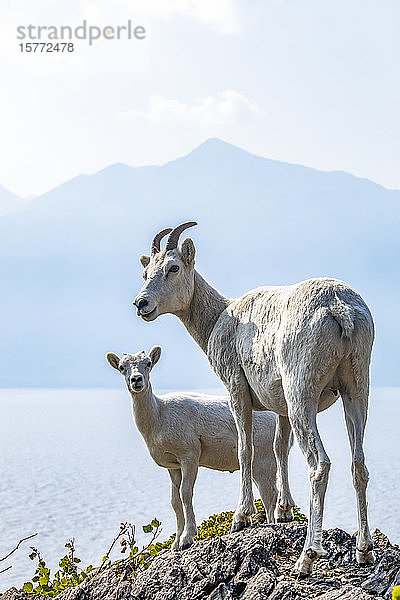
[181,238,195,266]
[148,346,162,369]
[140,255,150,267]
[106,352,121,371]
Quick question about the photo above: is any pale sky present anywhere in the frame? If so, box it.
[0,0,399,197]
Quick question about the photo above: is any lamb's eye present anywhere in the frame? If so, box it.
[169,265,180,274]
[146,361,151,369]
[142,271,147,280]
[120,366,125,374]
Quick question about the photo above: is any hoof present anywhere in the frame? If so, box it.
[179,542,193,551]
[275,505,294,523]
[171,542,180,551]
[356,548,375,566]
[230,520,249,533]
[293,547,324,576]
[292,568,310,580]
[276,513,293,523]
[293,556,313,577]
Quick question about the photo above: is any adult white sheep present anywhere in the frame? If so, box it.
[133,222,375,575]
[106,345,279,550]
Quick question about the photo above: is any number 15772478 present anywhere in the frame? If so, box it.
[19,42,75,52]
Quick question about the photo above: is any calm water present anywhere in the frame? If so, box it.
[0,387,399,591]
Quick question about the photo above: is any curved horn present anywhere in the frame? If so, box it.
[151,228,173,255]
[165,222,197,251]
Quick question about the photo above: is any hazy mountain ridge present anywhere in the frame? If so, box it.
[0,139,399,387]
[0,185,26,216]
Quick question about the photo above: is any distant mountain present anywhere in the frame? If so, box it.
[0,138,399,388]
[0,185,25,216]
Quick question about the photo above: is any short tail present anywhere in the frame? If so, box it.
[329,294,354,339]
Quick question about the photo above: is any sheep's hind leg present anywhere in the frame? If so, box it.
[252,461,278,523]
[168,469,184,551]
[285,390,330,576]
[274,415,295,522]
[178,458,199,550]
[229,371,256,532]
[341,383,374,566]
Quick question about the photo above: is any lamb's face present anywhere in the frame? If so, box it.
[134,243,195,321]
[106,347,162,393]
[119,352,151,393]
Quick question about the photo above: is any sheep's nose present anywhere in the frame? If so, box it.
[135,298,148,311]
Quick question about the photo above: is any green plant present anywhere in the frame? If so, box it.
[20,502,308,596]
[194,499,307,542]
[393,586,400,600]
[292,506,308,524]
[21,520,163,596]
[196,509,234,540]
[23,539,91,597]
[114,519,163,579]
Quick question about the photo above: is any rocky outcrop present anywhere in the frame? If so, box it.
[130,524,399,600]
[2,524,399,600]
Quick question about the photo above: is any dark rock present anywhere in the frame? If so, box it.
[361,545,400,597]
[132,526,279,600]
[55,567,133,600]
[3,523,399,600]
[372,530,392,552]
[318,585,384,599]
[240,567,275,599]
[387,570,400,599]
[0,589,44,600]
[267,581,309,599]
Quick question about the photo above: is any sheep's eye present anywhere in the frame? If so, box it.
[142,271,147,280]
[119,366,125,374]
[169,265,180,274]
[146,361,151,369]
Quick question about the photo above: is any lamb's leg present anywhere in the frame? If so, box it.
[178,458,199,550]
[341,389,374,565]
[286,393,331,576]
[274,415,295,522]
[229,371,256,532]
[168,468,184,551]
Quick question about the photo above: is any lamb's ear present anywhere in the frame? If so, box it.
[140,255,150,268]
[181,238,195,266]
[106,352,121,371]
[148,346,162,369]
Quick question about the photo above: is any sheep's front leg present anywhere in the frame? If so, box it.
[274,415,295,522]
[179,457,199,550]
[229,372,256,532]
[168,468,184,551]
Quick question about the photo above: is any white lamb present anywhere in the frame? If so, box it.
[106,345,280,550]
